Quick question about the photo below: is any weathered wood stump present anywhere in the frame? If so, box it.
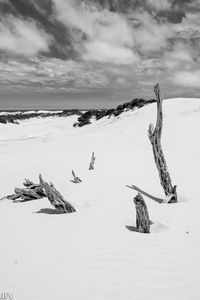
[39,174,76,213]
[70,170,82,183]
[134,193,151,233]
[89,152,96,170]
[148,83,177,203]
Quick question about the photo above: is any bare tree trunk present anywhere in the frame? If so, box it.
[89,152,96,170]
[134,193,151,233]
[148,84,177,203]
[39,174,76,213]
[70,170,82,183]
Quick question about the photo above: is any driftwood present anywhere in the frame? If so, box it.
[39,174,76,213]
[134,193,151,233]
[89,152,96,170]
[148,84,177,203]
[6,178,46,202]
[23,178,35,187]
[126,185,174,204]
[70,170,82,183]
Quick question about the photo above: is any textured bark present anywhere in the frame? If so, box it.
[134,193,151,233]
[148,84,177,203]
[23,179,35,187]
[70,170,82,183]
[7,193,21,200]
[89,152,96,170]
[6,178,46,202]
[15,187,42,199]
[39,174,76,213]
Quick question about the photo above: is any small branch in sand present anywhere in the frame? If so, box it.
[39,174,76,213]
[134,193,151,233]
[70,170,82,183]
[89,152,96,170]
[148,83,177,203]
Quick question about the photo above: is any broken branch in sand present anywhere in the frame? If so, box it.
[89,152,96,170]
[70,170,82,183]
[39,174,76,213]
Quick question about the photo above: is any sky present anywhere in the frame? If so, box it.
[1,0,200,109]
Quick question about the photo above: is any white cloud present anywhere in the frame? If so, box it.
[0,15,52,56]
[173,70,200,87]
[83,41,138,64]
[52,0,137,64]
[132,12,173,54]
[146,0,171,10]
[164,42,194,69]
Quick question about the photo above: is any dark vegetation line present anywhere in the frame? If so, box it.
[0,110,81,124]
[74,98,156,127]
[0,98,155,126]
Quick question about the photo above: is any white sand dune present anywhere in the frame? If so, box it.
[0,98,200,300]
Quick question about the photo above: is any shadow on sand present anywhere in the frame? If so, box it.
[35,208,61,215]
[125,225,138,232]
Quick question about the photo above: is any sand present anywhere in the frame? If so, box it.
[0,98,200,300]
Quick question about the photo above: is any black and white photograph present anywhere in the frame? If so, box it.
[0,0,200,299]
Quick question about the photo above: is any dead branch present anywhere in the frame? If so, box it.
[70,170,82,183]
[5,178,46,202]
[39,174,76,213]
[89,152,96,170]
[23,178,35,187]
[127,185,163,204]
[148,83,177,203]
[15,188,42,199]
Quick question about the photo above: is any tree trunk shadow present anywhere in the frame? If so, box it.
[125,225,138,232]
[35,208,61,214]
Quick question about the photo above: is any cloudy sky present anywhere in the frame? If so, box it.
[1,0,200,109]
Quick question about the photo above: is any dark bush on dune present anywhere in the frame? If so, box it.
[0,98,155,128]
[73,98,156,127]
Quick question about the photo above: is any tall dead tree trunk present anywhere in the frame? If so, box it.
[134,193,151,233]
[39,174,76,213]
[148,83,177,203]
[89,152,96,170]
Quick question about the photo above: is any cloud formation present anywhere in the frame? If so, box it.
[0,15,52,56]
[53,0,137,64]
[0,57,108,93]
[1,0,200,107]
[173,70,200,87]
[146,0,171,11]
